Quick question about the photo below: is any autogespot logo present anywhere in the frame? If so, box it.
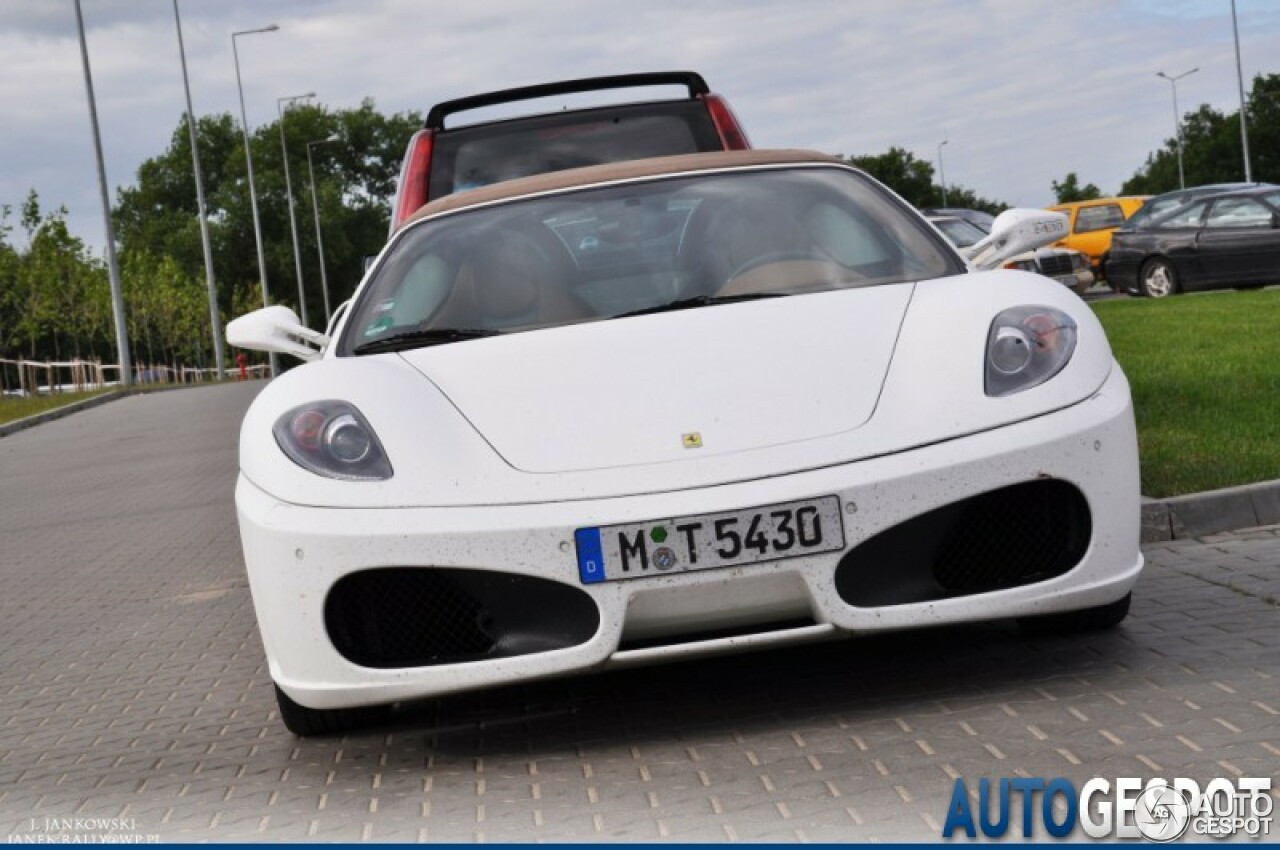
[941,776,1273,841]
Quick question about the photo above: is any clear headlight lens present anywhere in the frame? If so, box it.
[272,401,393,480]
[1070,252,1089,270]
[984,306,1077,397]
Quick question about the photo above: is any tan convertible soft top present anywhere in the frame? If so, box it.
[401,149,844,227]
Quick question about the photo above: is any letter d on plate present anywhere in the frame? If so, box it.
[575,528,605,584]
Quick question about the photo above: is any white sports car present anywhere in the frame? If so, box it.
[228,150,1142,735]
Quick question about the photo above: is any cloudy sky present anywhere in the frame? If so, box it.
[2,0,1277,252]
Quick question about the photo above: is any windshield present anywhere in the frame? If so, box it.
[930,217,988,248]
[341,166,963,355]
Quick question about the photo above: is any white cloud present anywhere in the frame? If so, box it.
[1,0,1276,248]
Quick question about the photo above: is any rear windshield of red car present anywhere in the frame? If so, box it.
[428,101,724,200]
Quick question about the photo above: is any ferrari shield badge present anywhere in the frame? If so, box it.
[682,432,703,449]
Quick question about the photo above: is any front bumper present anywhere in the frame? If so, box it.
[237,368,1142,710]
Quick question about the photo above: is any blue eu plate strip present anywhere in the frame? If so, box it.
[575,528,605,584]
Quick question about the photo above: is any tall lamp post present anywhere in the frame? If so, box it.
[1230,0,1252,182]
[73,0,131,386]
[232,23,279,376]
[306,135,340,325]
[278,92,315,328]
[936,140,949,206]
[173,0,224,379]
[1156,67,1198,190]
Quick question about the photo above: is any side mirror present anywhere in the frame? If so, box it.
[226,305,328,363]
[964,210,1070,271]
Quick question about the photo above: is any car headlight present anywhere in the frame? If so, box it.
[272,401,393,480]
[1070,253,1089,270]
[985,306,1077,397]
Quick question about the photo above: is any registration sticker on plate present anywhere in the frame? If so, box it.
[575,496,845,584]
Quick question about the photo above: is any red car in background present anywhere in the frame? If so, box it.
[389,72,751,232]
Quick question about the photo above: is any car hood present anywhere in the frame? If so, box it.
[240,270,1116,508]
[396,286,914,474]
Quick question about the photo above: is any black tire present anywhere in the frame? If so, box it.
[1018,593,1131,635]
[274,684,391,737]
[1139,258,1178,298]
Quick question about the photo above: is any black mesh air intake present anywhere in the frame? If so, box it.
[325,568,599,669]
[835,480,1091,607]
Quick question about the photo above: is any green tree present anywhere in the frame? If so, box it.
[0,191,117,367]
[844,148,937,205]
[0,205,20,358]
[1051,172,1102,203]
[120,249,207,367]
[839,148,1006,213]
[114,100,422,334]
[11,202,96,360]
[1121,73,1280,194]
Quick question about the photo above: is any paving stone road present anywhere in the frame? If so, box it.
[0,382,1276,842]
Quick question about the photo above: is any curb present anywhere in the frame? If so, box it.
[0,390,131,439]
[1141,479,1280,543]
[0,383,236,440]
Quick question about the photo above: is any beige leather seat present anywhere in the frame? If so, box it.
[431,237,594,330]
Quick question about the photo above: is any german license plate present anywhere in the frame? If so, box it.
[575,496,844,584]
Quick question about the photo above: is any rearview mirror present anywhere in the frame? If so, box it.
[964,210,1070,271]
[226,305,329,363]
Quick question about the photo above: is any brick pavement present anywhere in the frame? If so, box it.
[0,382,1276,842]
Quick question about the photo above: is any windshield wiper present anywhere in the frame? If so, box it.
[353,328,501,355]
[612,292,790,319]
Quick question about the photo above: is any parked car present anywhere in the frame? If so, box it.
[1046,197,1149,279]
[1120,183,1273,233]
[928,215,1094,294]
[920,207,997,232]
[388,71,750,232]
[228,150,1141,735]
[1106,186,1280,297]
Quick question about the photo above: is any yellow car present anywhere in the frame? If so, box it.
[1047,197,1148,280]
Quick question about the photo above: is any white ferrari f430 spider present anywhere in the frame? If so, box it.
[228,150,1141,735]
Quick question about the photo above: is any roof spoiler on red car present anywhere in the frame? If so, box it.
[425,71,711,130]
[390,71,748,234]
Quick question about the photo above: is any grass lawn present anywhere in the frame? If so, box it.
[1092,289,1280,498]
[0,388,115,427]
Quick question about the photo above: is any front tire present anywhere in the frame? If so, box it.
[1140,258,1178,298]
[274,684,391,737]
[1018,593,1131,635]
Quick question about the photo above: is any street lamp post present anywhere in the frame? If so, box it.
[306,135,340,325]
[173,0,224,380]
[1230,0,1252,182]
[73,0,131,387]
[936,140,949,206]
[1156,67,1198,190]
[278,93,315,329]
[231,23,279,376]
